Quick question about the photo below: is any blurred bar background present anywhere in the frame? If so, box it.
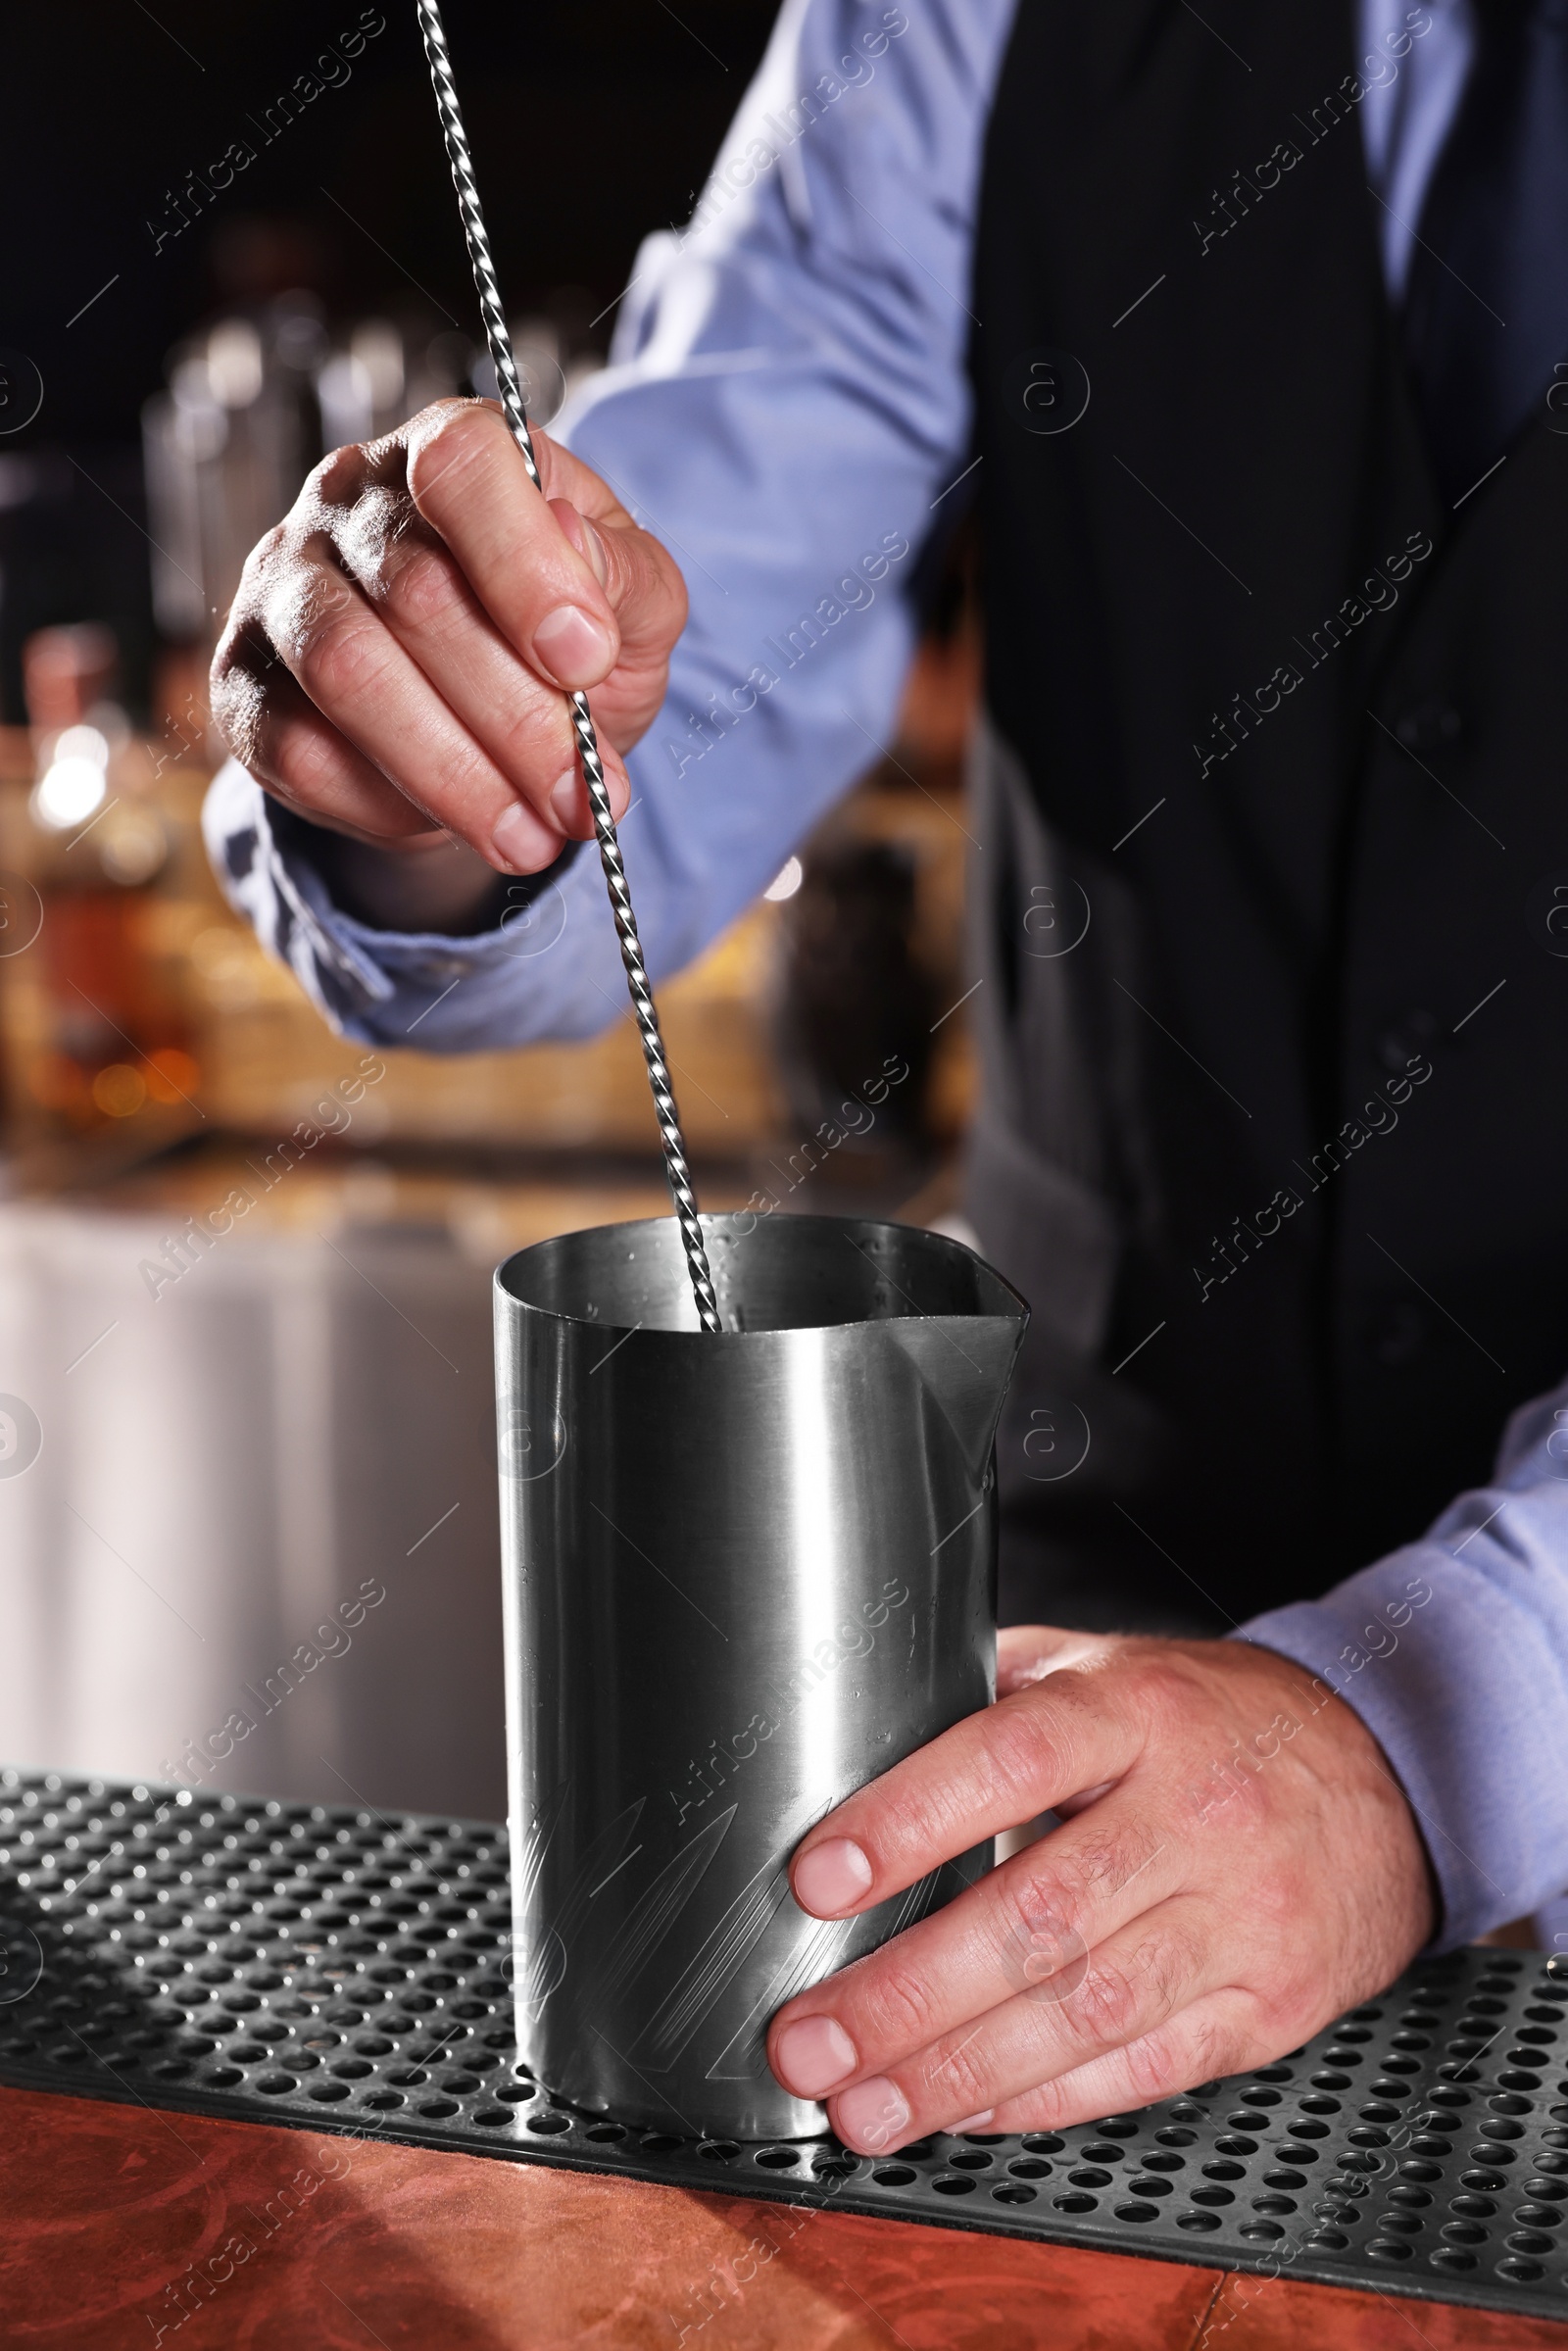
[0,0,979,1821]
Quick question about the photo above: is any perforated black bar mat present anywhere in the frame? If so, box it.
[2,1768,1566,2324]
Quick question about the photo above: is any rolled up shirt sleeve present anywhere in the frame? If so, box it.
[1241,1377,1568,1948]
[202,0,1015,1052]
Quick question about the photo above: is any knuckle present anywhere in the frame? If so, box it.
[920,2030,990,2115]
[1130,1654,1204,1734]
[307,441,370,507]
[1056,1827,1145,1909]
[858,1956,940,2053]
[1120,2025,1186,2106]
[493,697,571,782]
[1250,1972,1311,2048]
[407,398,504,501]
[1183,2011,1250,2089]
[1004,1863,1086,1973]
[333,479,415,588]
[294,605,382,706]
[209,665,266,767]
[1071,1953,1142,2043]
[981,1702,1061,1815]
[236,521,291,598]
[1132,1926,1189,2021]
[269,714,347,801]
[1188,1756,1270,1837]
[376,542,465,630]
[1005,2076,1078,2133]
[409,395,474,443]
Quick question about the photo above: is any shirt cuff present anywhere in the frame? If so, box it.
[1238,1519,1568,1948]
[201,759,620,1052]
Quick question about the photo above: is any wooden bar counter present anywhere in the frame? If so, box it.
[2,2083,1562,2349]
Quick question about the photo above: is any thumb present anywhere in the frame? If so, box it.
[549,499,610,590]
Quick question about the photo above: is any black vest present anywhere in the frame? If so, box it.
[966,0,1568,1628]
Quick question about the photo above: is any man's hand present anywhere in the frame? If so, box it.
[766,1628,1436,2151]
[210,399,687,883]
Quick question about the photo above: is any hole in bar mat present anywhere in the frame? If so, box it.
[1,1765,1566,2322]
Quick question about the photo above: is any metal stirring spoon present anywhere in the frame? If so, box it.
[416,0,722,1335]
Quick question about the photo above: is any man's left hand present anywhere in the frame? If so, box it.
[766,1628,1436,2150]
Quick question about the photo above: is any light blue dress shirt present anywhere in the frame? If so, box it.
[208,0,1568,1947]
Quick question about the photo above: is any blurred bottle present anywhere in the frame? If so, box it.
[13,622,199,1145]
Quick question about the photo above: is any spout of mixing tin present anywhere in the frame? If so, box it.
[882,1290,1030,1483]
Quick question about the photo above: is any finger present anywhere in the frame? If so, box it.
[987,1984,1270,2136]
[537,468,688,687]
[332,501,628,843]
[404,404,621,692]
[547,490,686,822]
[256,544,572,874]
[546,732,629,842]
[213,656,447,847]
[821,1894,1223,2154]
[770,1784,1178,2099]
[550,497,609,588]
[1054,1782,1118,1820]
[788,1667,1149,1920]
[998,1625,1107,1693]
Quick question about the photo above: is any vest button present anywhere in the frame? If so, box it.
[1394,702,1462,753]
[1376,1011,1437,1073]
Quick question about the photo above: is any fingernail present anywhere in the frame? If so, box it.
[793,1838,873,1918]
[492,800,557,870]
[949,2111,994,2133]
[835,2077,909,2152]
[533,604,614,687]
[773,2015,858,2098]
[549,767,582,832]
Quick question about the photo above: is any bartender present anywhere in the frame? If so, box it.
[208,0,1568,2151]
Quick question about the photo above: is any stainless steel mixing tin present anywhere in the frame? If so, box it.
[494,1211,1028,2139]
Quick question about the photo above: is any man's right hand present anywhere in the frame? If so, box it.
[211,398,688,893]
